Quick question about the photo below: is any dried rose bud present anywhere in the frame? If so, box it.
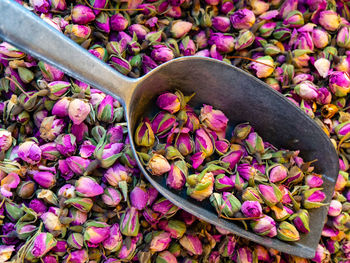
[102,187,122,207]
[195,128,214,158]
[75,176,103,197]
[65,156,91,175]
[277,221,300,241]
[179,38,196,56]
[250,215,277,237]
[214,174,234,192]
[58,184,75,199]
[242,187,263,203]
[68,233,84,249]
[29,199,47,216]
[50,0,66,11]
[259,22,276,37]
[179,234,203,255]
[69,209,88,226]
[64,24,91,44]
[335,171,348,191]
[104,163,132,187]
[258,184,282,207]
[328,199,343,217]
[294,81,318,100]
[209,33,235,53]
[171,20,192,38]
[38,61,64,81]
[156,251,177,263]
[95,12,110,33]
[151,45,174,63]
[18,141,42,165]
[319,10,340,31]
[167,160,188,190]
[0,129,12,152]
[311,28,329,49]
[314,58,330,79]
[47,81,70,100]
[156,93,181,114]
[329,71,350,97]
[110,13,128,31]
[30,0,50,13]
[63,249,88,263]
[150,231,172,252]
[55,134,76,157]
[268,164,288,183]
[25,232,57,261]
[303,188,326,209]
[233,247,253,263]
[236,163,255,181]
[245,132,265,154]
[212,16,231,32]
[241,201,262,218]
[64,197,93,213]
[148,154,171,176]
[151,112,176,137]
[187,172,214,201]
[109,56,131,75]
[332,212,350,230]
[283,10,304,28]
[33,171,56,189]
[41,212,63,233]
[254,245,270,262]
[102,223,123,252]
[210,192,241,217]
[290,209,310,234]
[175,133,194,157]
[84,221,110,244]
[68,99,90,125]
[40,116,65,141]
[52,97,70,117]
[158,219,186,239]
[152,197,179,217]
[40,142,60,161]
[16,181,35,199]
[286,166,304,185]
[17,223,37,240]
[0,42,24,57]
[337,26,350,49]
[120,207,140,237]
[230,9,255,29]
[130,186,148,210]
[235,30,255,50]
[135,118,155,147]
[200,104,228,138]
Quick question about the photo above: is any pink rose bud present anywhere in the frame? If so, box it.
[40,142,60,161]
[42,255,58,263]
[335,121,350,139]
[64,24,92,44]
[0,42,25,58]
[179,38,196,56]
[335,171,348,191]
[110,13,128,31]
[95,12,110,33]
[277,221,300,241]
[328,200,342,217]
[324,239,339,254]
[157,93,181,114]
[120,207,140,237]
[0,129,12,152]
[171,20,192,38]
[29,199,47,216]
[39,116,65,142]
[50,0,66,11]
[254,245,270,262]
[152,197,179,217]
[150,231,172,252]
[195,128,214,158]
[104,163,132,187]
[58,184,76,199]
[314,58,330,78]
[166,160,188,190]
[38,61,64,81]
[230,9,255,29]
[47,81,70,100]
[329,71,350,97]
[199,104,228,138]
[151,45,174,63]
[151,111,176,136]
[241,201,262,218]
[249,56,274,78]
[55,134,76,157]
[69,209,88,226]
[75,176,104,197]
[109,56,131,75]
[175,133,194,156]
[302,188,326,209]
[129,24,149,40]
[312,28,329,49]
[259,22,276,37]
[147,153,171,176]
[41,212,63,232]
[30,0,50,13]
[294,80,319,100]
[312,244,327,263]
[84,221,110,244]
[279,0,298,18]
[235,30,255,50]
[18,141,42,165]
[233,247,253,263]
[68,232,84,249]
[89,0,107,15]
[25,233,57,261]
[245,132,265,154]
[305,173,324,188]
[221,150,243,170]
[52,97,71,117]
[319,10,340,31]
[68,99,90,125]
[65,156,91,175]
[268,164,288,183]
[33,171,56,189]
[158,219,186,239]
[258,184,282,207]
[102,223,123,252]
[221,0,234,14]
[102,187,122,207]
[283,10,304,28]
[156,251,178,263]
[250,215,277,237]
[63,249,88,263]
[337,26,350,48]
[236,163,256,181]
[290,209,310,234]
[71,5,95,24]
[96,95,114,123]
[179,234,203,255]
[215,174,234,192]
[130,186,149,210]
[194,30,208,49]
[212,16,231,32]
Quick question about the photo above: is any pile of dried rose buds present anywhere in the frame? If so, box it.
[135,90,326,242]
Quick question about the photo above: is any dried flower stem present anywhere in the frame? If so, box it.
[226,56,275,68]
[219,214,264,221]
[83,0,144,11]
[5,77,30,97]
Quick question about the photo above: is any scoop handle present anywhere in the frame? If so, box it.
[0,0,133,104]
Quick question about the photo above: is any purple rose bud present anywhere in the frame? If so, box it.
[325,239,339,254]
[30,0,50,13]
[153,197,179,217]
[212,16,231,32]
[241,201,262,218]
[42,255,58,263]
[102,223,123,252]
[156,251,177,263]
[195,128,214,160]
[150,231,172,252]
[102,187,122,207]
[110,13,128,31]
[221,0,234,14]
[208,33,235,53]
[120,207,140,237]
[199,104,228,138]
[283,10,304,28]
[179,234,203,255]
[65,156,91,175]
[171,20,192,38]
[290,209,310,234]
[33,171,56,189]
[151,111,176,136]
[312,244,326,263]
[230,9,255,30]
[254,245,270,262]
[312,28,329,49]
[55,134,76,157]
[38,61,64,81]
[52,97,70,117]
[68,233,84,249]
[69,209,88,226]
[39,116,65,142]
[0,42,25,58]
[84,221,110,244]
[236,163,256,181]
[75,176,104,197]
[25,233,57,261]
[328,200,342,217]
[71,5,95,25]
[251,215,277,237]
[68,99,90,125]
[129,24,149,40]
[245,132,265,154]
[337,26,350,49]
[151,45,174,63]
[179,38,196,56]
[156,93,181,114]
[95,12,110,33]
[40,142,60,161]
[221,150,243,170]
[319,10,340,31]
[329,71,350,97]
[258,184,282,207]
[233,247,253,263]
[110,56,131,75]
[305,173,324,188]
[95,95,114,123]
[89,0,107,15]
[167,160,187,190]
[214,174,234,192]
[130,186,149,210]
[268,164,288,183]
[279,0,298,18]
[303,188,326,209]
[64,249,88,263]
[29,199,47,216]
[18,141,42,165]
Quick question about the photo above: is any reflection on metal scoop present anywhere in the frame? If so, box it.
[0,0,339,258]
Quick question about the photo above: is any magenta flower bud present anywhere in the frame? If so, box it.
[150,231,172,252]
[290,209,310,234]
[329,71,350,97]
[130,186,149,210]
[312,28,329,49]
[55,134,76,157]
[241,201,262,218]
[179,38,196,56]
[25,233,57,261]
[179,234,203,255]
[319,10,340,31]
[0,129,12,152]
[104,163,132,187]
[69,209,88,226]
[233,247,253,263]
[49,0,66,11]
[195,128,214,158]
[303,188,326,209]
[68,233,84,249]
[33,171,56,189]
[254,245,270,262]
[65,156,91,175]
[0,42,25,58]
[316,87,332,105]
[129,24,149,40]
[89,0,107,15]
[110,56,131,75]
[156,251,177,263]
[250,215,277,237]
[194,30,208,49]
[38,61,64,81]
[30,0,50,13]
[258,184,282,207]
[107,126,124,144]
[221,150,243,170]
[58,159,73,180]
[259,22,276,37]
[328,200,342,217]
[29,199,47,216]
[335,122,350,140]
[52,97,70,117]
[305,174,324,188]
[151,111,176,136]
[96,95,114,123]
[245,132,264,154]
[294,80,319,100]
[102,187,122,207]
[174,133,194,157]
[120,207,140,237]
[152,197,179,217]
[171,20,192,38]
[156,93,180,114]
[236,163,256,181]
[151,45,174,63]
[41,212,63,233]
[199,104,228,138]
[325,239,339,254]
[95,12,110,33]
[250,56,274,78]
[283,10,304,28]
[110,13,128,31]
[215,174,234,192]
[18,141,42,165]
[158,219,186,239]
[209,33,235,53]
[42,255,58,263]
[279,0,298,18]
[268,164,288,183]
[40,142,59,161]
[84,221,110,244]
[337,26,350,48]
[335,171,348,191]
[75,176,104,197]
[64,24,91,44]
[166,160,187,190]
[71,5,95,25]
[230,9,255,30]
[221,0,234,14]
[212,16,231,32]
[68,99,90,125]
[312,244,326,263]
[102,223,123,252]
[215,140,229,155]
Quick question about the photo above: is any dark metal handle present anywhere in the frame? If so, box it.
[0,0,133,104]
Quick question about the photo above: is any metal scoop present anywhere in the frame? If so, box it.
[0,0,339,258]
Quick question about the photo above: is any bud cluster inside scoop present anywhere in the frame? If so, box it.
[135,90,327,243]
